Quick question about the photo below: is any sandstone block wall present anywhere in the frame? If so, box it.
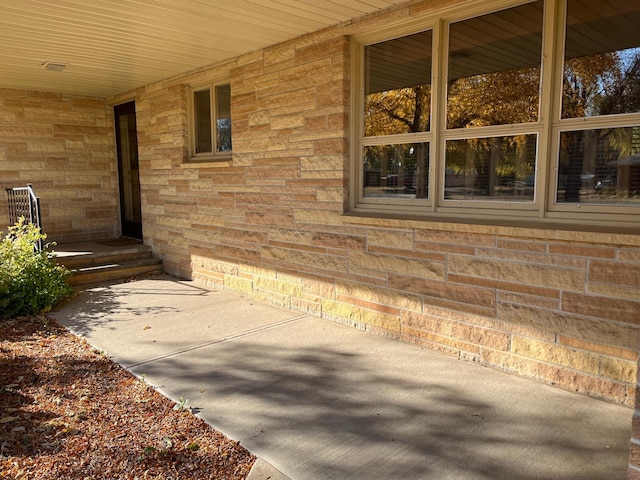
[0,88,118,242]
[118,18,640,410]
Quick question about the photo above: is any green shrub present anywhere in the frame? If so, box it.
[0,219,73,318]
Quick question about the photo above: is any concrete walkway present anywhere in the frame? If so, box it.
[51,275,633,480]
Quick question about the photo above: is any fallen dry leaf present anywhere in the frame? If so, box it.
[0,316,255,479]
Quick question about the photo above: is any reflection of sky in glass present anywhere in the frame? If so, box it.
[619,47,640,71]
[563,46,640,118]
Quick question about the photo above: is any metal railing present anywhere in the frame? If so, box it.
[6,184,43,250]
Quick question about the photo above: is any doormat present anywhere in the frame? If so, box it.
[96,237,142,247]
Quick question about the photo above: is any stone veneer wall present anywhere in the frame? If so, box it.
[0,88,118,242]
[117,18,640,408]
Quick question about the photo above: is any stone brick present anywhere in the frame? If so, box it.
[403,311,510,351]
[448,255,585,291]
[499,302,640,350]
[317,88,348,108]
[367,244,447,263]
[350,251,445,280]
[496,238,547,252]
[246,211,294,228]
[280,61,334,88]
[562,292,640,325]
[264,43,296,66]
[477,247,586,268]
[511,336,600,374]
[401,327,481,356]
[619,249,640,263]
[216,244,260,263]
[220,227,267,244]
[271,113,304,130]
[296,37,348,65]
[548,243,616,258]
[558,336,638,361]
[303,278,336,299]
[316,187,343,202]
[448,273,560,298]
[414,229,496,247]
[415,241,477,256]
[224,274,253,294]
[389,274,495,309]
[289,249,349,273]
[367,229,414,249]
[497,291,559,310]
[600,357,637,383]
[291,296,322,315]
[255,276,303,297]
[311,232,366,250]
[294,209,344,226]
[588,282,640,301]
[482,349,630,403]
[589,260,640,288]
[337,282,422,312]
[322,299,401,332]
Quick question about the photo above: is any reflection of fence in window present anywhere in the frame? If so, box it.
[216,118,232,152]
[558,127,640,204]
[363,143,429,199]
[444,135,536,201]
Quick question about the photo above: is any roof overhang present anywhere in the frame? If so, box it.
[1,0,403,98]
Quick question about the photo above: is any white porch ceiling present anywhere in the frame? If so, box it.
[0,0,403,98]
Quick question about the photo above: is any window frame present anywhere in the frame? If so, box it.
[350,0,640,228]
[547,0,640,220]
[188,80,232,162]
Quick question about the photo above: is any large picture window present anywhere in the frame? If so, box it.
[354,0,640,226]
[191,82,232,160]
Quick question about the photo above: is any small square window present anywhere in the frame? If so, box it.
[191,83,232,160]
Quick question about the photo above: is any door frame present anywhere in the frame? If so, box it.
[114,101,142,239]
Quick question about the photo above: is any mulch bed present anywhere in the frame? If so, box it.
[0,315,255,479]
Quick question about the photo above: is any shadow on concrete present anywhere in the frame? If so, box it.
[50,275,632,480]
[54,276,213,338]
[133,337,631,480]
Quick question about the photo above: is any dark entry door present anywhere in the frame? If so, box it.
[114,101,142,238]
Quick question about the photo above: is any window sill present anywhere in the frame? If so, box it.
[181,158,232,168]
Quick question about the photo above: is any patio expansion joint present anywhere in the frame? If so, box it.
[124,314,310,369]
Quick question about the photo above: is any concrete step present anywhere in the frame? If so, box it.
[54,240,163,286]
[67,256,163,286]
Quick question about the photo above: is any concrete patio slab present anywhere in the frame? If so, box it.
[51,275,633,480]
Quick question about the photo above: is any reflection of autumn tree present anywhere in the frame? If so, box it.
[561,52,640,201]
[445,68,539,195]
[365,85,431,136]
[599,54,640,116]
[447,68,540,128]
[446,135,533,196]
[563,53,620,118]
[364,85,430,198]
